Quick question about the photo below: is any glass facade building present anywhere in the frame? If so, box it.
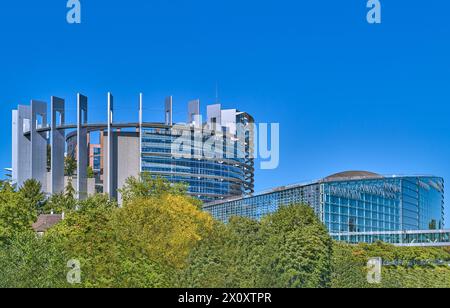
[331,230,450,246]
[11,93,256,203]
[204,171,446,244]
[92,147,101,172]
[141,113,255,203]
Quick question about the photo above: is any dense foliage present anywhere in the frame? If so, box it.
[0,176,449,288]
[0,181,37,243]
[332,242,450,288]
[178,205,333,288]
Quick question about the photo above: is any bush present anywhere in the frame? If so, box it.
[180,205,333,288]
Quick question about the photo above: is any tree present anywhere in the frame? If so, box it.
[65,156,77,177]
[44,192,76,214]
[46,178,213,288]
[19,179,46,214]
[429,220,437,230]
[180,204,333,289]
[258,205,333,288]
[331,242,450,288]
[87,166,95,179]
[177,221,235,288]
[0,232,68,288]
[42,180,77,216]
[119,173,192,205]
[65,180,76,200]
[178,217,265,288]
[0,183,36,243]
[331,242,370,288]
[113,194,214,270]
[46,194,118,287]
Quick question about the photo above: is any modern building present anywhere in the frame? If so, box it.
[11,94,449,246]
[11,93,255,203]
[204,171,450,246]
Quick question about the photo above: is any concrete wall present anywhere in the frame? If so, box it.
[13,106,33,187]
[221,109,237,135]
[103,132,140,204]
[30,100,48,192]
[188,99,200,124]
[50,97,65,194]
[207,104,222,131]
[12,106,31,186]
[103,132,117,199]
[87,178,96,196]
[117,133,140,203]
[165,96,173,126]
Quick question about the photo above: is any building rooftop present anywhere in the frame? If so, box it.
[322,171,383,182]
[32,214,63,233]
[204,171,443,207]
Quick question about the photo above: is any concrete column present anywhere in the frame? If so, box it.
[77,94,88,200]
[165,96,173,126]
[207,104,222,131]
[117,132,140,205]
[31,100,48,192]
[50,97,65,194]
[12,110,18,185]
[12,105,32,187]
[188,99,200,124]
[106,92,117,199]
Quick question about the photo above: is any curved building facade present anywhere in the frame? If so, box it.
[204,171,446,245]
[141,122,254,202]
[11,93,255,203]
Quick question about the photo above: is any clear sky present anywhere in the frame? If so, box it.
[1,1,449,223]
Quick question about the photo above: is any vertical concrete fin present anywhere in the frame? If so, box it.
[14,105,32,188]
[12,110,18,185]
[207,104,222,131]
[107,92,117,199]
[165,96,173,126]
[31,100,48,192]
[50,97,65,195]
[77,94,88,200]
[188,99,200,124]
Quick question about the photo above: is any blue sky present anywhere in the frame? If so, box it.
[1,1,449,222]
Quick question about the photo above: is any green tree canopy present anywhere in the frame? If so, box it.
[119,173,190,205]
[64,156,77,177]
[180,204,333,288]
[2,173,449,288]
[43,177,213,288]
[331,241,450,288]
[87,166,95,179]
[0,182,37,243]
[19,179,46,214]
[258,205,333,288]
